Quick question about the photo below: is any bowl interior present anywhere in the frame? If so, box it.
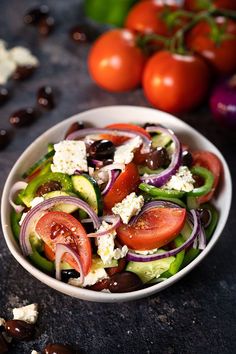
[1,106,232,302]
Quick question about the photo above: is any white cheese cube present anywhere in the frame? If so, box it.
[163,166,195,192]
[96,221,116,265]
[13,303,38,324]
[112,192,144,224]
[114,136,142,164]
[51,140,88,175]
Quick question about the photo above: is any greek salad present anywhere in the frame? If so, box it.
[10,122,221,293]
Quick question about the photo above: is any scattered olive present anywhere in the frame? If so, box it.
[9,107,38,127]
[5,320,34,341]
[38,16,55,36]
[69,24,98,43]
[36,181,61,196]
[0,87,10,106]
[0,129,11,150]
[108,271,143,293]
[43,343,75,354]
[146,147,170,170]
[88,139,115,160]
[65,121,84,138]
[182,150,193,167]
[23,5,49,25]
[61,269,80,283]
[37,86,55,110]
[198,208,211,228]
[13,65,36,80]
[106,258,127,277]
[0,333,8,353]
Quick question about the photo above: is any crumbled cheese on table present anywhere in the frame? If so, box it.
[112,192,144,224]
[13,303,38,324]
[163,166,195,192]
[114,136,142,164]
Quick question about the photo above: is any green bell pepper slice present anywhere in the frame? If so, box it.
[161,235,185,278]
[28,236,54,274]
[84,0,137,27]
[139,183,185,198]
[10,211,22,240]
[149,196,186,208]
[188,166,214,197]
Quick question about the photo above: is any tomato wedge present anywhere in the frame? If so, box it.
[105,123,151,139]
[103,163,140,210]
[35,211,92,275]
[117,207,187,250]
[192,151,222,203]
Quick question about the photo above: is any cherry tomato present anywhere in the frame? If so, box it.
[186,17,236,75]
[35,211,92,275]
[125,1,179,36]
[88,29,146,92]
[103,162,140,210]
[143,50,210,113]
[117,207,186,250]
[184,0,236,11]
[192,151,222,203]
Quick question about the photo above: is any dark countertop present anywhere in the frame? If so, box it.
[0,1,235,353]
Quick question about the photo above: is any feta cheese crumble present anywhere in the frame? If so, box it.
[114,136,142,164]
[96,221,128,265]
[68,267,108,287]
[9,47,39,67]
[163,166,195,192]
[19,197,44,226]
[135,248,158,255]
[13,303,38,324]
[112,192,144,224]
[0,317,6,327]
[51,140,88,175]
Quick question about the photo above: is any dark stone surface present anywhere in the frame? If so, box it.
[0,1,235,353]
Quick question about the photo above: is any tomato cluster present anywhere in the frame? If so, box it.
[88,0,236,114]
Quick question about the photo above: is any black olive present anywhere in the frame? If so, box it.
[88,140,115,160]
[5,320,34,341]
[43,343,75,354]
[0,333,8,353]
[23,5,49,25]
[145,147,170,170]
[198,208,211,228]
[38,16,55,36]
[69,24,98,43]
[9,107,38,127]
[108,271,143,293]
[0,87,10,106]
[65,121,84,138]
[37,86,55,110]
[13,65,36,80]
[0,129,12,150]
[182,150,193,167]
[61,269,80,283]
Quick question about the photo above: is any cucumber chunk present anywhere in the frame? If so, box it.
[44,191,78,214]
[22,150,54,179]
[152,133,172,149]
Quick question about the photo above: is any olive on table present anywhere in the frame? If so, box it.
[0,129,12,150]
[69,24,98,43]
[0,87,10,105]
[38,16,55,36]
[13,65,36,80]
[145,147,170,170]
[108,271,143,293]
[5,320,34,341]
[23,5,49,25]
[88,140,115,160]
[43,343,75,354]
[9,108,38,127]
[37,86,55,110]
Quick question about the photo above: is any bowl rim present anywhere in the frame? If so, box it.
[1,105,232,302]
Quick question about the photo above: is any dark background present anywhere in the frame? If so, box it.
[0,1,235,353]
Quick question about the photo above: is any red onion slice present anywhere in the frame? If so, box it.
[141,126,182,187]
[126,209,199,262]
[66,128,151,154]
[101,170,119,196]
[9,181,28,213]
[99,163,125,173]
[19,196,100,256]
[55,243,84,284]
[88,215,121,237]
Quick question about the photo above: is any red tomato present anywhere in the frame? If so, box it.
[186,17,236,75]
[88,29,146,92]
[125,1,179,36]
[35,211,92,275]
[192,151,222,203]
[44,243,55,261]
[103,163,140,210]
[105,123,151,139]
[184,0,236,11]
[143,50,210,113]
[117,207,187,250]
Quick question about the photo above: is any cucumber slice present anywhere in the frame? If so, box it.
[71,174,103,216]
[44,191,78,214]
[126,252,175,283]
[152,133,172,149]
[22,150,55,179]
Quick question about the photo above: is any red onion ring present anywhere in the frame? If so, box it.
[9,181,28,213]
[55,243,84,284]
[99,163,125,173]
[66,128,151,154]
[126,209,199,262]
[101,170,120,196]
[88,215,121,237]
[141,126,182,187]
[19,196,101,256]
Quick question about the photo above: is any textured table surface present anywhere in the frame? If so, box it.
[0,1,235,353]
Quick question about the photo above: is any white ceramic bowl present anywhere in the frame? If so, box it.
[1,106,232,302]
